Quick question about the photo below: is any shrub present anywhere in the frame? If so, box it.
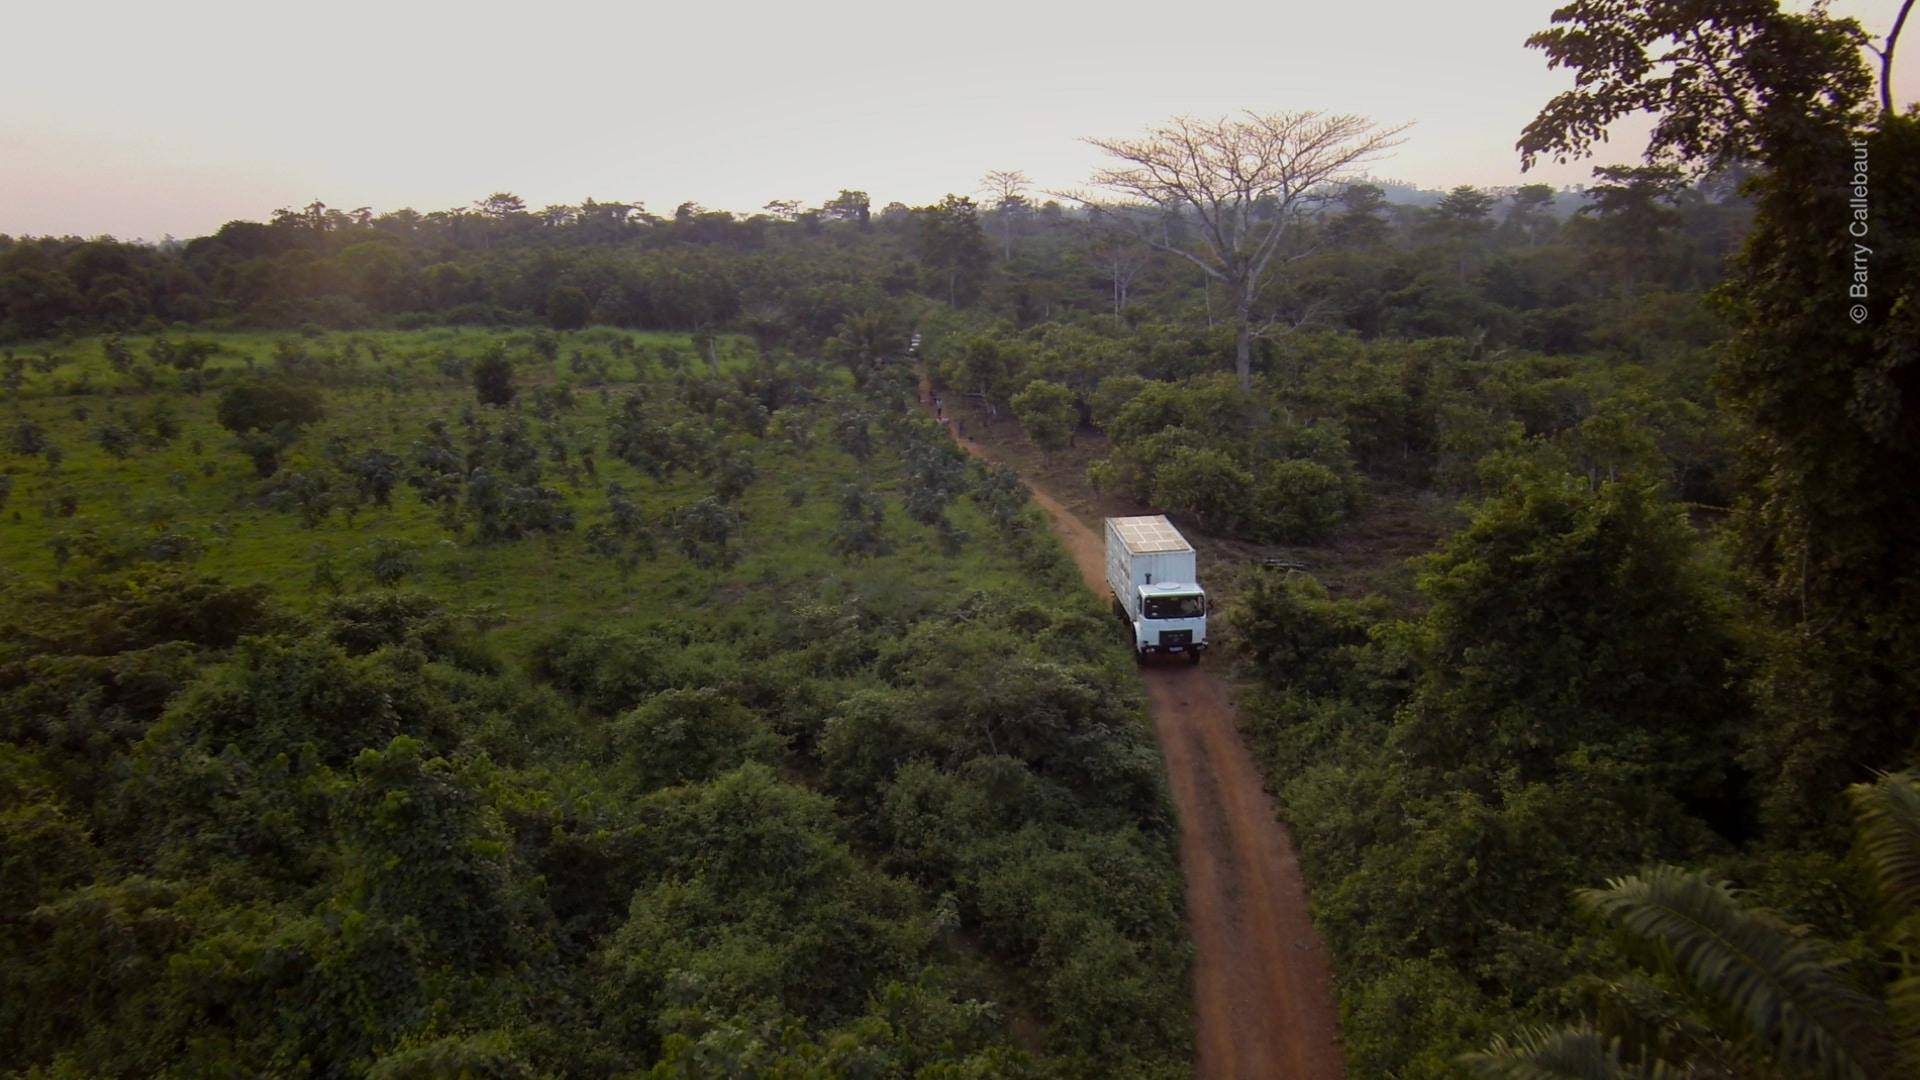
[1089,374,1151,432]
[472,345,515,407]
[364,537,419,586]
[346,449,402,508]
[529,626,667,714]
[233,427,297,478]
[611,688,781,792]
[1150,447,1250,534]
[323,591,455,656]
[670,497,744,568]
[215,381,324,435]
[92,422,135,460]
[1251,459,1353,543]
[1011,379,1077,460]
[1230,572,1383,693]
[833,410,873,462]
[831,485,890,559]
[9,420,49,456]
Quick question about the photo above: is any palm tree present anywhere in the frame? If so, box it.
[1465,772,1920,1080]
[1849,773,1920,1070]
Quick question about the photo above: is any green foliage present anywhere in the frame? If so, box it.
[1089,373,1151,431]
[472,344,515,407]
[1234,468,1753,1077]
[368,1032,535,1080]
[1721,116,1920,837]
[1230,572,1383,695]
[669,496,743,568]
[612,688,781,792]
[0,349,1191,1073]
[1395,476,1742,787]
[1848,773,1920,915]
[1518,0,1917,856]
[1475,771,1920,1079]
[91,420,134,460]
[830,484,889,559]
[346,448,402,508]
[546,284,591,331]
[1010,378,1076,459]
[363,537,419,586]
[216,380,324,435]
[831,409,872,463]
[824,311,906,386]
[1349,958,1499,1078]
[1252,459,1353,542]
[9,418,49,456]
[1577,868,1888,1078]
[1150,447,1250,534]
[0,59,1846,1073]
[529,625,669,715]
[1462,1025,1677,1080]
[344,735,524,962]
[916,195,991,306]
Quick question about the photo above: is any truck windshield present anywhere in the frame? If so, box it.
[1143,594,1204,619]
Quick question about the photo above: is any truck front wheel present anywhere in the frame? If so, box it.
[1188,649,1202,665]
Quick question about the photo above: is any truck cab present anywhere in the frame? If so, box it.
[1104,515,1209,663]
[1134,582,1208,660]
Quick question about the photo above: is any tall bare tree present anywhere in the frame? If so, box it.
[979,169,1031,262]
[1069,111,1408,389]
[1082,214,1154,318]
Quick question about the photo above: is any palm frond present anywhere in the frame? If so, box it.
[1574,971,1744,1072]
[1459,1024,1679,1079]
[1891,966,1920,1078]
[1848,770,1920,913]
[1578,866,1891,1080]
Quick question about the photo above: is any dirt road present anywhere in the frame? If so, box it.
[947,424,1345,1077]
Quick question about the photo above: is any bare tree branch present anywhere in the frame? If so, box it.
[1055,110,1408,389]
[978,169,1032,262]
[1882,0,1916,115]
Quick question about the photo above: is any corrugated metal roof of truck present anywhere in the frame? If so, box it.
[1109,515,1193,553]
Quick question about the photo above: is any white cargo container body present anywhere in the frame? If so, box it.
[1104,515,1209,662]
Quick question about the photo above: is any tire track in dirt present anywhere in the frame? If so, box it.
[942,416,1344,1078]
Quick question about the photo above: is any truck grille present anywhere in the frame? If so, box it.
[1158,629,1192,649]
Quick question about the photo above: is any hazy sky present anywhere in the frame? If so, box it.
[4,0,1915,240]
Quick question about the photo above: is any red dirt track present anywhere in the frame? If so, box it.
[943,415,1344,1078]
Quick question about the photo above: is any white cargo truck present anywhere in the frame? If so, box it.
[1105,515,1208,663]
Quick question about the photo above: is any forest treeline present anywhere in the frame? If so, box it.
[3,162,1745,359]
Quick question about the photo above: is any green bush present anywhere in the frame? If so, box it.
[1230,572,1383,693]
[1088,374,1151,431]
[612,688,781,792]
[1251,458,1353,543]
[472,345,515,407]
[1010,378,1077,459]
[215,381,324,435]
[529,626,669,714]
[1150,447,1250,533]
